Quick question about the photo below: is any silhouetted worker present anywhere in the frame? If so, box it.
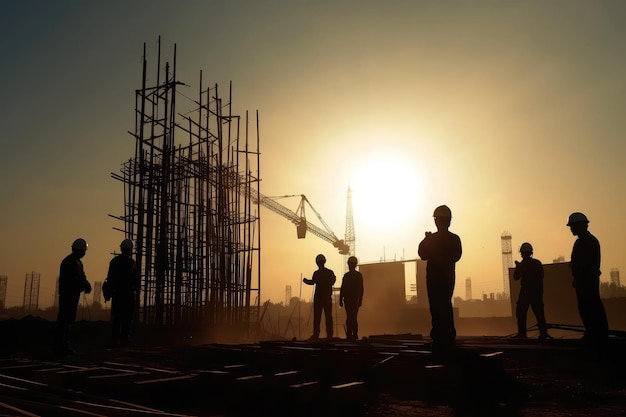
[513,242,549,340]
[418,205,462,350]
[104,239,141,348]
[339,256,364,341]
[567,212,609,345]
[303,254,336,339]
[54,238,92,356]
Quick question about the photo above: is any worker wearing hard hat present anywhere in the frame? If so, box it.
[418,205,462,351]
[54,238,92,357]
[512,242,549,340]
[303,254,336,340]
[104,239,141,348]
[339,256,364,341]
[567,212,609,345]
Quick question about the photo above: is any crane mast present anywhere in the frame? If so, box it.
[344,187,355,257]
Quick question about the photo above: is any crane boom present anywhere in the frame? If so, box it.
[247,188,349,254]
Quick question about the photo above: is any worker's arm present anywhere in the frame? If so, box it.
[513,260,522,281]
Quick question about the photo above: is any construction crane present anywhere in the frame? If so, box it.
[248,189,350,255]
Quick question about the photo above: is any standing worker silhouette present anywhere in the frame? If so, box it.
[418,205,462,350]
[513,242,549,340]
[104,239,141,348]
[54,238,92,356]
[567,212,609,345]
[339,256,364,340]
[303,254,336,339]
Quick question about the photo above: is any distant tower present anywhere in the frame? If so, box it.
[93,281,103,305]
[0,276,7,309]
[501,232,513,297]
[285,285,292,305]
[23,271,40,311]
[610,268,621,287]
[54,278,59,308]
[465,277,472,300]
[344,187,356,268]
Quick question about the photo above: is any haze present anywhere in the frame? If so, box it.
[1,1,625,308]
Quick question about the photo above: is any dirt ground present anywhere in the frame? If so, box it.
[0,317,624,417]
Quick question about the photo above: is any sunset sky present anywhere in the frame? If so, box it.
[1,1,626,308]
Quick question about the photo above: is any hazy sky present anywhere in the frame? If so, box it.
[2,1,626,308]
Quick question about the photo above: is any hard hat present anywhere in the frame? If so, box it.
[71,238,88,251]
[567,212,589,226]
[315,254,326,264]
[347,256,358,265]
[120,239,133,250]
[433,205,452,218]
[519,242,533,253]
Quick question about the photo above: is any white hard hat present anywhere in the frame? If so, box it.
[519,242,533,253]
[120,239,134,250]
[567,212,589,226]
[433,205,452,218]
[72,238,88,251]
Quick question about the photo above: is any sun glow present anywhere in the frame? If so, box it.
[349,151,423,235]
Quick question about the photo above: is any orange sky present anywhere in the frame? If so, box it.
[1,1,626,308]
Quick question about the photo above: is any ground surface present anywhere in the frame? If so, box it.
[0,317,624,416]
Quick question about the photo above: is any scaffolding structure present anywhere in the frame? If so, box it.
[111,40,261,333]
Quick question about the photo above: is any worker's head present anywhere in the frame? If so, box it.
[519,242,533,259]
[433,205,452,230]
[347,256,358,269]
[567,212,589,236]
[315,254,326,266]
[120,239,133,254]
[71,238,88,258]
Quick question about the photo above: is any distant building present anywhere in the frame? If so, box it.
[23,272,40,311]
[610,268,621,287]
[93,281,103,305]
[54,278,59,308]
[360,261,406,314]
[285,285,292,306]
[454,296,511,318]
[465,278,472,301]
[0,276,7,310]
[552,256,566,263]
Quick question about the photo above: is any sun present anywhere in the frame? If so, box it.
[349,151,422,234]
